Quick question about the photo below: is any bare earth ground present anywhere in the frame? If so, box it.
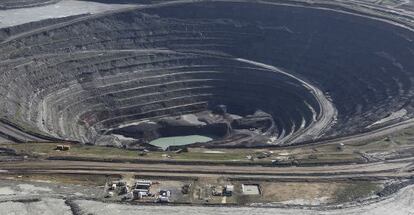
[69,185,414,215]
[0,0,134,28]
[0,178,412,215]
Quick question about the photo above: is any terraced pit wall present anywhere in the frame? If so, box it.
[0,1,413,146]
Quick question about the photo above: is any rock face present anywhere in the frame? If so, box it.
[231,110,274,132]
[0,1,414,146]
[110,110,234,146]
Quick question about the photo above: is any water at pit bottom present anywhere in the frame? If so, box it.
[149,135,213,150]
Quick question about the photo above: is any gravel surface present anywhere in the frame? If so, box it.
[0,187,413,215]
[75,185,414,215]
[0,0,134,28]
[0,198,72,215]
[0,179,105,215]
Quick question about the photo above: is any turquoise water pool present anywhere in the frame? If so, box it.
[149,135,213,150]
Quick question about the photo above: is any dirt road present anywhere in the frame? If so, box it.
[2,157,413,180]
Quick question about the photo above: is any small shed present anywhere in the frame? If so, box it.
[157,190,171,203]
[224,185,234,196]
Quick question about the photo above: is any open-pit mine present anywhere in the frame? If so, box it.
[1,0,414,214]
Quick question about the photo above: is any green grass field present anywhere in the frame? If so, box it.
[2,124,414,163]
